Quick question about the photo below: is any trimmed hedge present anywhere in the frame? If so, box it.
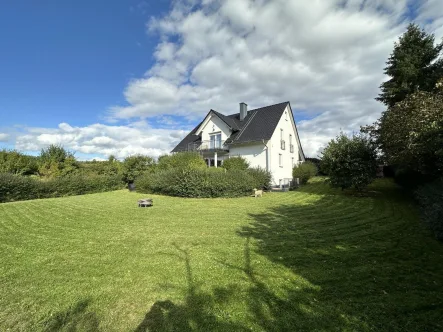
[247,167,272,191]
[135,168,257,198]
[416,178,443,241]
[0,173,124,203]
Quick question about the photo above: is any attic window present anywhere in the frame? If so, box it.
[285,111,288,121]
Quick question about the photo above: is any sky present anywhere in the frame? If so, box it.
[0,0,442,160]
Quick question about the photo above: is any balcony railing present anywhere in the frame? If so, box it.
[290,144,294,153]
[187,140,229,152]
[281,140,286,150]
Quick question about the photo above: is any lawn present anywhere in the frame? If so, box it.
[0,178,442,331]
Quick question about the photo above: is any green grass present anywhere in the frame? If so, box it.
[0,178,442,331]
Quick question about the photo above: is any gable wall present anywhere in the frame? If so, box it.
[268,104,301,185]
[199,115,232,142]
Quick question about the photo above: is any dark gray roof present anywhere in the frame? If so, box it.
[171,101,302,153]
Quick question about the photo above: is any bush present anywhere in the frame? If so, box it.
[157,152,206,171]
[0,173,124,203]
[135,168,256,198]
[416,178,443,241]
[122,155,155,183]
[247,167,272,191]
[222,157,249,171]
[321,133,377,191]
[292,161,318,185]
[0,150,38,175]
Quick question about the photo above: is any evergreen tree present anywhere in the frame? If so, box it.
[376,23,443,107]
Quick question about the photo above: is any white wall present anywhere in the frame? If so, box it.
[199,115,232,142]
[268,105,301,185]
[229,143,267,169]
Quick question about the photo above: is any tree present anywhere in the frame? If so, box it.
[377,88,443,178]
[38,145,78,178]
[377,23,443,107]
[321,133,377,191]
[0,150,38,175]
[221,157,249,171]
[292,161,318,185]
[122,155,155,183]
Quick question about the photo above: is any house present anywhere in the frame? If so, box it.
[171,101,305,187]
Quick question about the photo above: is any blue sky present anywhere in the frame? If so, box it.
[0,0,442,159]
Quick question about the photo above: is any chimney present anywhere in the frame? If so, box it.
[240,102,248,121]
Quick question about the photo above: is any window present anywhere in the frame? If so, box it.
[279,154,282,167]
[285,111,288,121]
[289,134,292,145]
[280,128,283,140]
[292,157,294,167]
[289,134,294,153]
[280,129,285,150]
[210,133,222,149]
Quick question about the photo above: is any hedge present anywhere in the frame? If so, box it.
[0,173,124,203]
[135,168,258,198]
[416,178,443,241]
[292,161,318,185]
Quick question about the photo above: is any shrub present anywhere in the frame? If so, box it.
[292,161,318,185]
[0,149,38,175]
[247,167,272,190]
[222,157,249,171]
[416,178,443,241]
[321,133,377,191]
[38,145,79,178]
[135,168,256,198]
[0,173,124,203]
[157,152,206,171]
[122,155,155,183]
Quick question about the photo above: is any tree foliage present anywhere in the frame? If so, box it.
[292,161,317,185]
[377,88,443,178]
[121,155,155,183]
[321,133,377,191]
[0,149,38,175]
[221,156,249,171]
[38,145,78,178]
[376,23,443,107]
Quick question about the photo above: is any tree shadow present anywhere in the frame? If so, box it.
[41,298,101,332]
[135,244,249,332]
[238,181,443,330]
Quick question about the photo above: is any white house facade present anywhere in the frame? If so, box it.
[172,102,305,187]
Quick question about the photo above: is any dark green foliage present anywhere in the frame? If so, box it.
[221,156,250,171]
[157,152,206,171]
[0,149,38,175]
[416,178,443,241]
[38,145,78,178]
[0,173,124,203]
[136,168,256,198]
[377,23,443,107]
[79,159,122,177]
[292,161,318,185]
[122,155,155,183]
[247,167,272,191]
[321,133,377,191]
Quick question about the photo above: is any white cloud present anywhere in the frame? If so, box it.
[0,133,10,142]
[105,0,443,155]
[14,123,187,159]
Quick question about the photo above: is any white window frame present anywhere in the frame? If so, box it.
[279,153,283,167]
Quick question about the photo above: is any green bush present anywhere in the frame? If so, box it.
[135,168,256,198]
[0,173,124,203]
[157,152,206,171]
[247,167,272,190]
[222,157,249,171]
[321,133,377,191]
[0,150,38,175]
[122,155,155,183]
[292,161,318,185]
[416,178,443,241]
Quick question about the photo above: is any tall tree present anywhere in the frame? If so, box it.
[377,23,443,107]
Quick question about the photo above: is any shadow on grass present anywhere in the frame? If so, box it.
[135,244,249,332]
[41,298,101,332]
[238,181,443,331]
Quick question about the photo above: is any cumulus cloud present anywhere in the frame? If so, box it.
[104,0,443,155]
[0,133,10,142]
[14,123,187,159]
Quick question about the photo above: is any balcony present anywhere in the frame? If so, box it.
[290,144,294,153]
[280,140,286,150]
[187,140,229,152]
